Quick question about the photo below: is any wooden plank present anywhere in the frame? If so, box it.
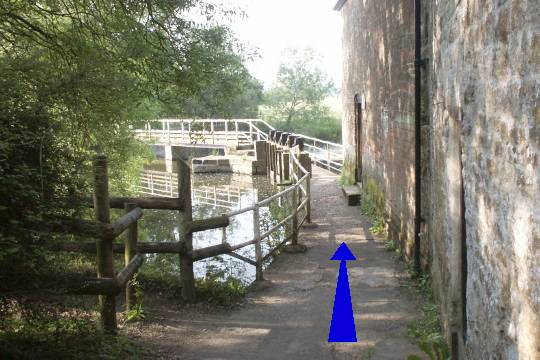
[187,216,229,233]
[49,241,185,254]
[86,197,181,210]
[44,218,112,238]
[65,276,119,296]
[228,252,257,267]
[46,207,143,239]
[189,243,232,261]
[115,254,144,288]
[342,184,362,206]
[343,184,362,195]
[109,207,143,238]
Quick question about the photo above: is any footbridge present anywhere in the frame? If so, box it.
[133,119,344,173]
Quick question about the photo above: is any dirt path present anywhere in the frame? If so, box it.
[133,167,425,360]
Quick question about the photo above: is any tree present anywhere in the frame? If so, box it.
[0,0,255,286]
[263,48,335,130]
[175,72,264,119]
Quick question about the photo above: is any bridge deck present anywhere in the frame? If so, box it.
[131,167,425,359]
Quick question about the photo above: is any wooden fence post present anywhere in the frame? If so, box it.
[305,175,312,224]
[291,184,299,246]
[283,152,290,182]
[299,153,312,224]
[178,159,196,303]
[278,149,284,182]
[266,141,271,175]
[124,202,138,311]
[272,144,277,184]
[253,204,263,281]
[92,155,117,333]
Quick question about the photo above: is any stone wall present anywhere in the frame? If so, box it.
[341,0,418,260]
[429,0,540,358]
[339,0,540,358]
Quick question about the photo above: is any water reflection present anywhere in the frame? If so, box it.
[136,161,293,285]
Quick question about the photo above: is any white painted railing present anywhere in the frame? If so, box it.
[138,170,249,210]
[133,119,344,173]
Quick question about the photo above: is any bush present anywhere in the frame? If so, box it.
[0,297,140,359]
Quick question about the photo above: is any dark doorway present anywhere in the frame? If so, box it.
[354,94,363,183]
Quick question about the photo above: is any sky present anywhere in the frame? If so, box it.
[224,0,343,89]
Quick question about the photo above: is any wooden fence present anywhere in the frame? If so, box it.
[43,135,311,334]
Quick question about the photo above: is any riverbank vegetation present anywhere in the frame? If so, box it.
[0,1,261,357]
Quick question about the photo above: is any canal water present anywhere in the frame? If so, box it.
[136,160,293,285]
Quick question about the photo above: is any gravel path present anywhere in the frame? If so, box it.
[132,167,425,360]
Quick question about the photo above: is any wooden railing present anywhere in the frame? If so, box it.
[133,118,343,173]
[216,140,312,280]
[43,137,312,334]
[44,156,228,333]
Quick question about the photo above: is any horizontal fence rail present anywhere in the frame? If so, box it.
[133,118,344,173]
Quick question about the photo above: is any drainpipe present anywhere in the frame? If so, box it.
[414,0,424,273]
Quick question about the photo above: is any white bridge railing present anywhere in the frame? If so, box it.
[138,170,250,211]
[134,119,344,173]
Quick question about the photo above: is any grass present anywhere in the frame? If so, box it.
[359,178,386,237]
[404,266,449,360]
[135,254,248,307]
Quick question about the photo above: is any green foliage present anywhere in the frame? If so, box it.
[181,75,264,119]
[407,330,450,360]
[0,1,260,355]
[126,275,146,323]
[384,239,398,252]
[0,0,254,283]
[273,113,342,143]
[262,48,340,142]
[339,160,356,187]
[0,298,140,359]
[404,268,450,360]
[196,263,247,306]
[359,178,387,236]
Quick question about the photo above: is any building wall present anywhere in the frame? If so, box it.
[429,0,540,358]
[341,0,418,260]
[340,0,540,358]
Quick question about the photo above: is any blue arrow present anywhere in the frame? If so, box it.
[328,242,357,342]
